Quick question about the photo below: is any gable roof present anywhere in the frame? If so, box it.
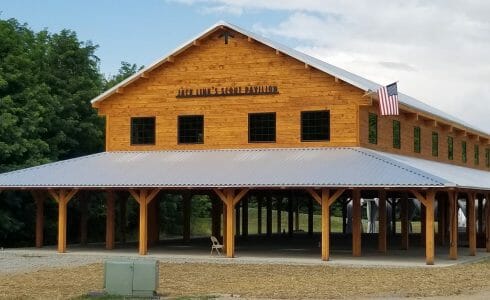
[91,21,489,139]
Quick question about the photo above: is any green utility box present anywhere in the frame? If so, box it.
[104,259,159,297]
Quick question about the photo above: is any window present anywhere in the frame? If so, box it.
[130,117,155,145]
[368,113,378,144]
[301,110,330,141]
[432,132,438,157]
[486,148,490,168]
[249,113,276,143]
[447,136,454,160]
[414,126,421,153]
[393,120,401,149]
[474,144,479,165]
[178,115,204,144]
[462,141,467,163]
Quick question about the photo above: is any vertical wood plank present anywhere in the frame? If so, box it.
[352,190,362,257]
[468,192,476,256]
[139,190,148,255]
[57,191,68,253]
[449,191,458,259]
[321,188,330,261]
[378,190,387,253]
[105,191,116,250]
[401,193,409,250]
[242,197,248,237]
[33,192,45,248]
[225,190,235,258]
[183,192,191,242]
[425,192,435,265]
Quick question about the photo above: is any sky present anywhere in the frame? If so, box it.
[1,0,490,132]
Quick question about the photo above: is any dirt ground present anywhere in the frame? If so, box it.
[0,259,489,299]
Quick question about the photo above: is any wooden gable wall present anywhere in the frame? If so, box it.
[95,29,366,151]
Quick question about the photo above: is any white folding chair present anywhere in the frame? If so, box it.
[210,236,223,256]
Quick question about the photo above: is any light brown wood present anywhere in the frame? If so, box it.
[401,193,409,250]
[468,192,476,256]
[129,189,160,255]
[378,190,387,253]
[105,191,116,250]
[321,188,330,261]
[32,191,45,248]
[48,189,78,253]
[352,190,362,257]
[449,191,458,259]
[213,188,249,258]
[425,191,435,265]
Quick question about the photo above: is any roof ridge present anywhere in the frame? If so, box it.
[353,148,451,186]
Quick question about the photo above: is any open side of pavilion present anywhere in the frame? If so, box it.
[0,147,489,265]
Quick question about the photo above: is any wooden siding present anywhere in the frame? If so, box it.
[96,30,365,151]
[359,105,490,171]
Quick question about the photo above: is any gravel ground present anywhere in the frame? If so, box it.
[0,249,489,299]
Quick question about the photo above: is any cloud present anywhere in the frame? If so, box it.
[171,0,490,132]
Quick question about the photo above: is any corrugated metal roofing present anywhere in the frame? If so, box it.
[91,21,489,138]
[0,147,461,189]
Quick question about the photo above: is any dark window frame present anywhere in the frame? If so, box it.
[300,110,331,142]
[130,116,156,146]
[414,126,421,153]
[474,144,480,165]
[177,115,204,144]
[368,113,378,145]
[393,120,401,149]
[462,141,467,163]
[248,112,276,143]
[447,136,454,160]
[432,132,439,157]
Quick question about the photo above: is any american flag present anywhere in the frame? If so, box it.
[377,82,399,116]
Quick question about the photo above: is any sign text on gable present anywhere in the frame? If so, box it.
[176,85,279,98]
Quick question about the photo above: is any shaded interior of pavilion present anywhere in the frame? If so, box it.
[27,188,490,265]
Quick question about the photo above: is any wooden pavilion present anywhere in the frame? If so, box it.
[0,22,489,265]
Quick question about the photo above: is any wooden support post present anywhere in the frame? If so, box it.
[378,190,387,253]
[266,195,272,237]
[32,191,46,248]
[242,197,248,237]
[468,192,476,256]
[211,195,222,238]
[257,196,262,234]
[105,191,116,250]
[412,190,436,265]
[421,204,426,246]
[235,200,241,236]
[352,190,362,257]
[308,197,314,236]
[288,192,294,237]
[307,188,345,261]
[401,193,409,250]
[129,189,160,255]
[438,196,447,246]
[79,192,88,245]
[449,191,458,259]
[49,189,78,253]
[119,193,127,244]
[148,196,160,246]
[183,192,191,242]
[214,188,249,258]
[277,196,282,234]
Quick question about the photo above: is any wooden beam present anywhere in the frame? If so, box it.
[425,191,436,265]
[468,192,477,256]
[401,193,409,250]
[233,188,250,206]
[105,191,116,250]
[32,191,45,248]
[352,190,362,257]
[138,191,148,255]
[306,188,322,205]
[321,188,330,261]
[225,189,235,258]
[378,190,387,253]
[449,191,458,259]
[48,189,78,253]
[328,189,346,207]
[183,192,191,242]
